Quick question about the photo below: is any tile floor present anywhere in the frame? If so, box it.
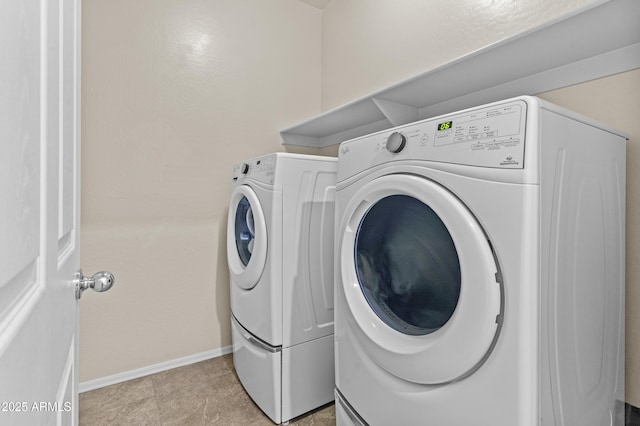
[79,354,335,425]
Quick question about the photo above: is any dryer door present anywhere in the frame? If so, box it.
[227,184,268,290]
[339,174,502,384]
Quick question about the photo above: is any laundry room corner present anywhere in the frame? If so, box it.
[75,0,640,418]
[78,0,322,385]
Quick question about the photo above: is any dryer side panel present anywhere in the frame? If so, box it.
[539,109,626,426]
[282,159,338,347]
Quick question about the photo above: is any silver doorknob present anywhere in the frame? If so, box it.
[75,269,115,299]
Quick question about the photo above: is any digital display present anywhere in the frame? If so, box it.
[437,121,453,131]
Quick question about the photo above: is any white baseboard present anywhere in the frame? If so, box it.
[79,345,233,393]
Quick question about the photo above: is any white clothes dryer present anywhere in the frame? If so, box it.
[334,96,626,426]
[227,152,337,424]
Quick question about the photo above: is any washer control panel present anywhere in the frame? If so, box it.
[340,98,529,171]
[232,154,276,184]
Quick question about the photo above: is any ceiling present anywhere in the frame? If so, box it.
[297,0,331,10]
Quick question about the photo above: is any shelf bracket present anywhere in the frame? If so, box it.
[371,98,419,127]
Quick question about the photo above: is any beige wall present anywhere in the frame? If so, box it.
[320,0,598,111]
[80,0,321,382]
[321,0,639,407]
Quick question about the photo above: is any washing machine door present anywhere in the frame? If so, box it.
[339,173,502,384]
[227,184,268,290]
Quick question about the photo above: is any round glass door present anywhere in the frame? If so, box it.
[339,174,502,384]
[355,195,461,336]
[234,196,256,266]
[227,185,267,290]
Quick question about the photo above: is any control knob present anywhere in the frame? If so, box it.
[240,163,250,174]
[386,132,406,153]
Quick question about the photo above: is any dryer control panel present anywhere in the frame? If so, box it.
[339,98,529,173]
[432,102,523,162]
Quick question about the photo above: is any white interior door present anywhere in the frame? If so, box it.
[0,0,81,424]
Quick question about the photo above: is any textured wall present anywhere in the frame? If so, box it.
[321,0,598,111]
[80,0,321,382]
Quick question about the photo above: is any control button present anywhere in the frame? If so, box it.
[240,163,250,174]
[386,132,406,153]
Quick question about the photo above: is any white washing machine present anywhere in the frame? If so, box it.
[334,96,626,426]
[227,152,337,424]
